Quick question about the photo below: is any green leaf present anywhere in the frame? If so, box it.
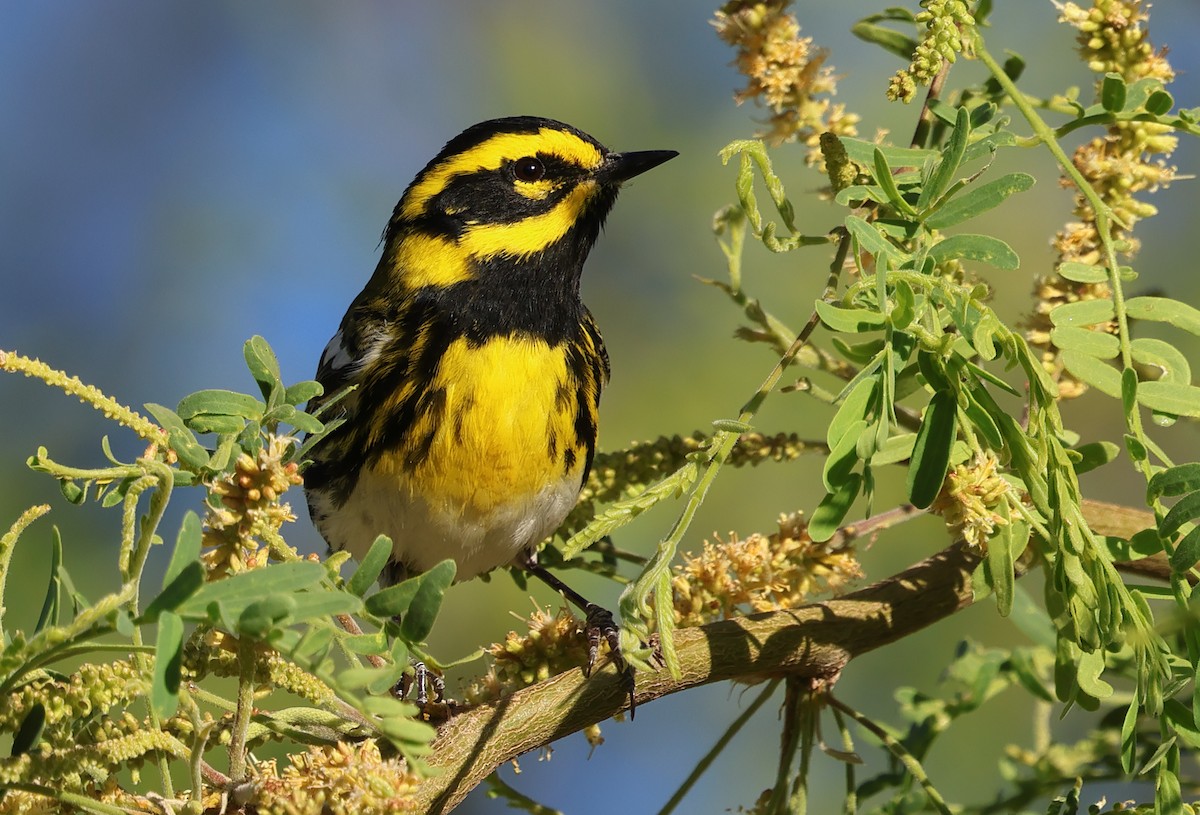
[1140,734,1178,775]
[838,138,933,170]
[286,591,362,622]
[1131,337,1191,383]
[1122,367,1140,421]
[141,561,205,624]
[377,712,436,748]
[923,173,1034,229]
[245,335,284,399]
[367,660,410,696]
[285,380,324,406]
[815,300,886,333]
[177,389,265,422]
[850,18,918,60]
[927,234,1019,270]
[1101,73,1127,112]
[238,594,297,637]
[1146,89,1174,115]
[1125,296,1200,336]
[873,432,916,466]
[151,611,184,719]
[987,506,1022,616]
[962,393,1003,450]
[917,349,951,392]
[1076,648,1114,699]
[907,390,958,509]
[810,473,862,543]
[1169,527,1200,573]
[1060,350,1121,397]
[833,184,890,207]
[339,665,391,691]
[185,414,248,435]
[1162,491,1200,540]
[1149,464,1200,499]
[889,279,916,330]
[343,632,390,656]
[286,411,324,435]
[292,627,335,662]
[401,560,457,643]
[177,561,325,621]
[165,511,203,588]
[845,214,905,264]
[1071,441,1119,475]
[1155,759,1182,815]
[365,579,421,619]
[1123,77,1165,111]
[824,419,868,492]
[1008,648,1054,703]
[1163,699,1200,749]
[918,106,970,210]
[1137,381,1200,419]
[1048,326,1120,358]
[1048,298,1116,328]
[348,535,394,597]
[11,703,46,756]
[1056,261,1108,284]
[1121,699,1139,773]
[144,403,211,470]
[872,148,917,216]
[34,528,63,634]
[831,337,886,365]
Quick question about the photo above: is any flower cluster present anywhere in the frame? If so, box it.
[887,0,976,103]
[463,606,605,744]
[1028,0,1177,397]
[930,453,1012,549]
[670,512,861,628]
[202,433,304,577]
[712,0,859,158]
[0,660,186,795]
[464,606,590,704]
[250,740,421,815]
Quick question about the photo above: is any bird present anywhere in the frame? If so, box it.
[302,116,676,701]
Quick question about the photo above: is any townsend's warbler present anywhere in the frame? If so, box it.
[303,116,676,695]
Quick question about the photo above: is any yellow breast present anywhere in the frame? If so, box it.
[371,334,593,517]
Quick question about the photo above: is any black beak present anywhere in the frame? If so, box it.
[603,149,678,183]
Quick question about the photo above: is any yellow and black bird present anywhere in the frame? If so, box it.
[303,116,676,693]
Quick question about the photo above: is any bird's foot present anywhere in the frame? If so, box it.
[391,661,454,721]
[582,603,637,716]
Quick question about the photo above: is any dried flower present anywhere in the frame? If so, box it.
[930,453,1011,549]
[1028,0,1177,398]
[202,433,304,578]
[669,512,861,628]
[251,740,421,815]
[713,1,859,160]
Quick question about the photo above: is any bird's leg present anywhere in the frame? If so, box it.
[396,660,445,706]
[518,554,636,714]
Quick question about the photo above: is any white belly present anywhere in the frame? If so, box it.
[313,466,581,581]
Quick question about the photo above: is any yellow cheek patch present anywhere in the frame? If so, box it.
[460,181,597,259]
[513,178,557,201]
[390,232,475,288]
[400,128,604,220]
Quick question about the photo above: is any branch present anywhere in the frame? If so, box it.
[411,497,1160,812]
[413,541,982,812]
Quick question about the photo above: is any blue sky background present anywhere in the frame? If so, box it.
[2,3,1199,812]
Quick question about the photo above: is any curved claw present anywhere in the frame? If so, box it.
[583,604,636,717]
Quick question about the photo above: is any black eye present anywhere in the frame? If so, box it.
[513,156,545,182]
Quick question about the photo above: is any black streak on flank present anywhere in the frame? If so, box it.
[403,387,446,469]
